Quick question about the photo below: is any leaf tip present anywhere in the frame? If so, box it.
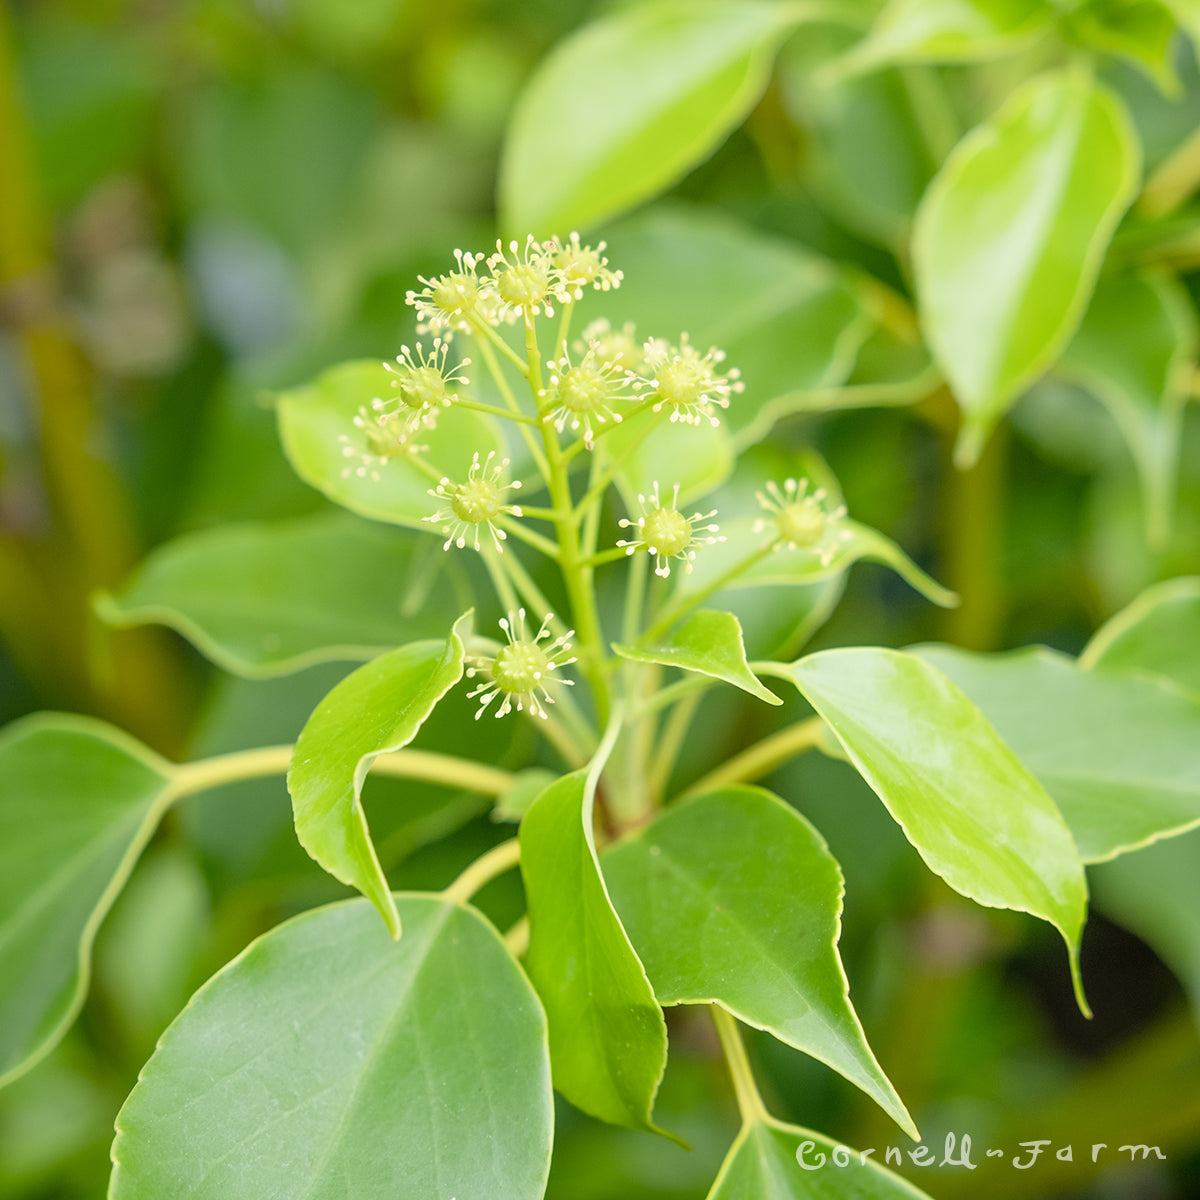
[1068,939,1092,1020]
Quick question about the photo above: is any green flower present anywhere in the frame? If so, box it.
[617,481,724,577]
[465,609,577,720]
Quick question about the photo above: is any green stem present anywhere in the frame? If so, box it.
[570,403,667,505]
[644,543,775,643]
[472,333,549,482]
[530,320,612,726]
[943,417,1006,650]
[633,674,712,719]
[168,744,514,801]
[711,1006,768,1124]
[554,297,575,359]
[648,687,704,804]
[469,314,529,375]
[580,546,629,568]
[679,717,823,801]
[442,837,521,904]
[514,504,566,522]
[497,517,560,558]
[482,544,521,614]
[1140,121,1200,219]
[504,915,530,957]
[456,397,540,425]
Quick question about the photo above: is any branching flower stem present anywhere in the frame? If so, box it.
[643,542,776,643]
[168,744,514,803]
[679,716,824,801]
[442,837,521,904]
[527,317,612,726]
[471,332,549,481]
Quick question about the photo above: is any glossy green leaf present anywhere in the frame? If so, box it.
[499,2,799,235]
[609,409,735,509]
[109,894,552,1200]
[1067,0,1180,93]
[787,325,940,414]
[708,1118,935,1199]
[97,514,469,677]
[780,32,940,248]
[912,70,1140,464]
[0,715,172,1086]
[288,613,470,938]
[597,208,873,445]
[613,611,782,705]
[838,0,1054,76]
[915,644,1200,862]
[276,359,503,528]
[1083,575,1200,696]
[1059,272,1196,545]
[683,516,956,609]
[519,773,669,1133]
[604,787,915,1136]
[788,647,1089,1010]
[1091,829,1200,1025]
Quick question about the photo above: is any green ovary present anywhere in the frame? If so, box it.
[452,478,502,524]
[778,500,825,547]
[497,264,549,309]
[641,508,692,557]
[558,365,605,413]
[493,641,550,694]
[654,359,705,407]
[399,366,447,410]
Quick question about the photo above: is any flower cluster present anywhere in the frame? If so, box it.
[539,345,636,449]
[338,409,424,481]
[617,481,724,577]
[406,234,622,337]
[382,338,468,433]
[754,478,852,565]
[424,451,523,553]
[466,609,576,720]
[637,334,743,427]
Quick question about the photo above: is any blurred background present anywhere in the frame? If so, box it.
[2,1,1200,1197]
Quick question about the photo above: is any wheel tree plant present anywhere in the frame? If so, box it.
[4,1,1200,1198]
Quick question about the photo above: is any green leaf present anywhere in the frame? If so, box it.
[912,69,1141,465]
[1066,0,1180,93]
[276,359,504,528]
[682,516,957,608]
[97,514,470,678]
[609,410,735,509]
[519,773,670,1133]
[1163,0,1200,61]
[1091,829,1200,1026]
[708,1118,935,1199]
[597,207,873,445]
[109,894,552,1200]
[837,0,1054,76]
[603,786,916,1137]
[0,715,172,1086]
[499,2,800,235]
[1059,271,1196,546]
[914,644,1200,862]
[787,647,1090,1011]
[1082,575,1200,696]
[614,611,782,705]
[288,613,471,938]
[779,33,940,249]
